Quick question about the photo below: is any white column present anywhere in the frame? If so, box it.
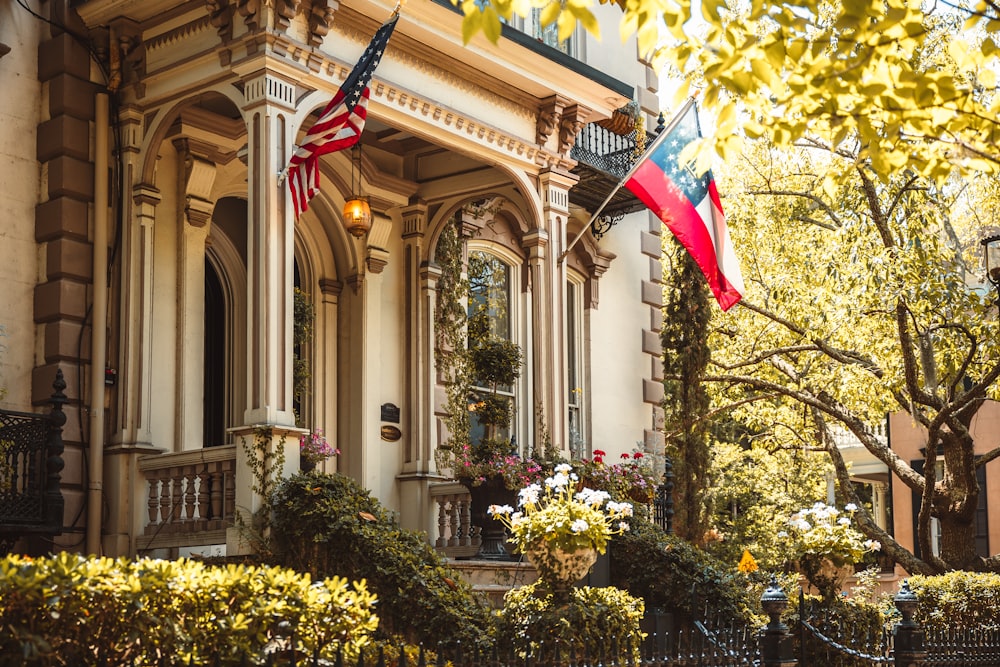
[240,70,297,427]
[534,169,577,455]
[173,140,217,450]
[314,278,342,474]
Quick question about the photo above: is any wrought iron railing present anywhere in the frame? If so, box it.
[0,369,66,552]
[571,122,642,178]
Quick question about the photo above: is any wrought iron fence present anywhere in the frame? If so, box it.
[0,369,66,552]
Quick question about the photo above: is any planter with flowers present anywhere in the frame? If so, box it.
[299,428,339,472]
[574,449,659,504]
[780,501,881,600]
[489,464,633,599]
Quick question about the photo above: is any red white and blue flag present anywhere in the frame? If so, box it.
[624,102,744,311]
[286,11,399,219]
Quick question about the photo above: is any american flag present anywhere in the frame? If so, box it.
[286,12,399,219]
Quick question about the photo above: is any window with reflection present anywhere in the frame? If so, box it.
[566,278,585,459]
[468,251,520,451]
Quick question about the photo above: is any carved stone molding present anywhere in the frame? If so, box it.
[307,0,338,47]
[206,0,235,42]
[537,95,568,147]
[173,139,218,228]
[401,200,428,239]
[558,104,591,155]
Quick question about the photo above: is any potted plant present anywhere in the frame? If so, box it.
[489,464,633,598]
[780,502,881,601]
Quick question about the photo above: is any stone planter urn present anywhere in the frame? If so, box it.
[463,476,517,560]
[524,540,599,599]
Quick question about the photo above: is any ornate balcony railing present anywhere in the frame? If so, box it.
[0,369,66,553]
[429,481,481,559]
[137,445,236,551]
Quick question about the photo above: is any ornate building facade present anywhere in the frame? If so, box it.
[0,0,666,557]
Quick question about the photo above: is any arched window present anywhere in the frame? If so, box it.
[467,249,520,451]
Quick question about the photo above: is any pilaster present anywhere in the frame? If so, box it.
[534,169,577,455]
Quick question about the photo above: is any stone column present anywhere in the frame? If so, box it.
[173,139,217,451]
[239,70,297,427]
[534,169,577,454]
[313,278,342,474]
[341,214,391,494]
[397,201,444,532]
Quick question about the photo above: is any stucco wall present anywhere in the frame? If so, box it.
[0,3,43,410]
[888,401,1000,568]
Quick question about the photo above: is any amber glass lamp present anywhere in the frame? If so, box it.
[343,144,371,238]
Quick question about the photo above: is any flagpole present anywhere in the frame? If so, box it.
[557,96,697,265]
[277,0,405,188]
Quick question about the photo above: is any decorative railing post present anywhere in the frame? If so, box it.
[892,581,925,667]
[760,576,796,666]
[44,369,67,534]
[654,456,674,535]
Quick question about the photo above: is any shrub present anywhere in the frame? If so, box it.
[609,519,751,621]
[269,472,493,647]
[0,552,377,666]
[908,571,1000,630]
[496,583,644,662]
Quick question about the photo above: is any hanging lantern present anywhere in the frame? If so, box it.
[343,144,371,238]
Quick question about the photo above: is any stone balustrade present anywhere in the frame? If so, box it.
[137,445,236,551]
[429,481,481,559]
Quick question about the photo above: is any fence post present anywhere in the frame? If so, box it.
[44,369,67,535]
[892,581,926,667]
[759,576,796,666]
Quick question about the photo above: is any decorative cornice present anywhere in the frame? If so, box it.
[146,15,214,53]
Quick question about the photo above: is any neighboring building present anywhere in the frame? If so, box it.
[842,401,1000,581]
[0,0,664,557]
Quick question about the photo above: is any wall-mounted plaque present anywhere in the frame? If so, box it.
[380,425,402,442]
[380,403,400,423]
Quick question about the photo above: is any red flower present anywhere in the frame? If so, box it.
[621,453,630,459]
[634,452,644,459]
[593,449,606,457]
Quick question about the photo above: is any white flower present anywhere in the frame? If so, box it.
[777,531,788,538]
[576,488,611,507]
[864,539,881,551]
[845,503,858,512]
[554,463,573,474]
[570,519,589,533]
[618,521,630,532]
[546,472,571,489]
[488,504,514,516]
[518,484,541,507]
[838,517,852,526]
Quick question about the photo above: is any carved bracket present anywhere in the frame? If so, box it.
[558,103,591,155]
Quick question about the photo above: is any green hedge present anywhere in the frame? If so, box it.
[497,583,644,662]
[908,571,1000,630]
[0,552,377,666]
[269,472,493,647]
[609,519,751,621]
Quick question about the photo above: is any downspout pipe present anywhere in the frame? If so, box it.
[86,92,109,555]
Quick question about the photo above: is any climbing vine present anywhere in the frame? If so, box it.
[434,218,473,471]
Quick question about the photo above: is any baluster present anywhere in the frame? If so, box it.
[198,471,211,523]
[449,497,463,547]
[183,467,197,522]
[209,467,223,520]
[147,477,160,528]
[436,496,448,549]
[460,497,473,547]
[159,475,173,527]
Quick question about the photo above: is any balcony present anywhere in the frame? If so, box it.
[570,115,651,236]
